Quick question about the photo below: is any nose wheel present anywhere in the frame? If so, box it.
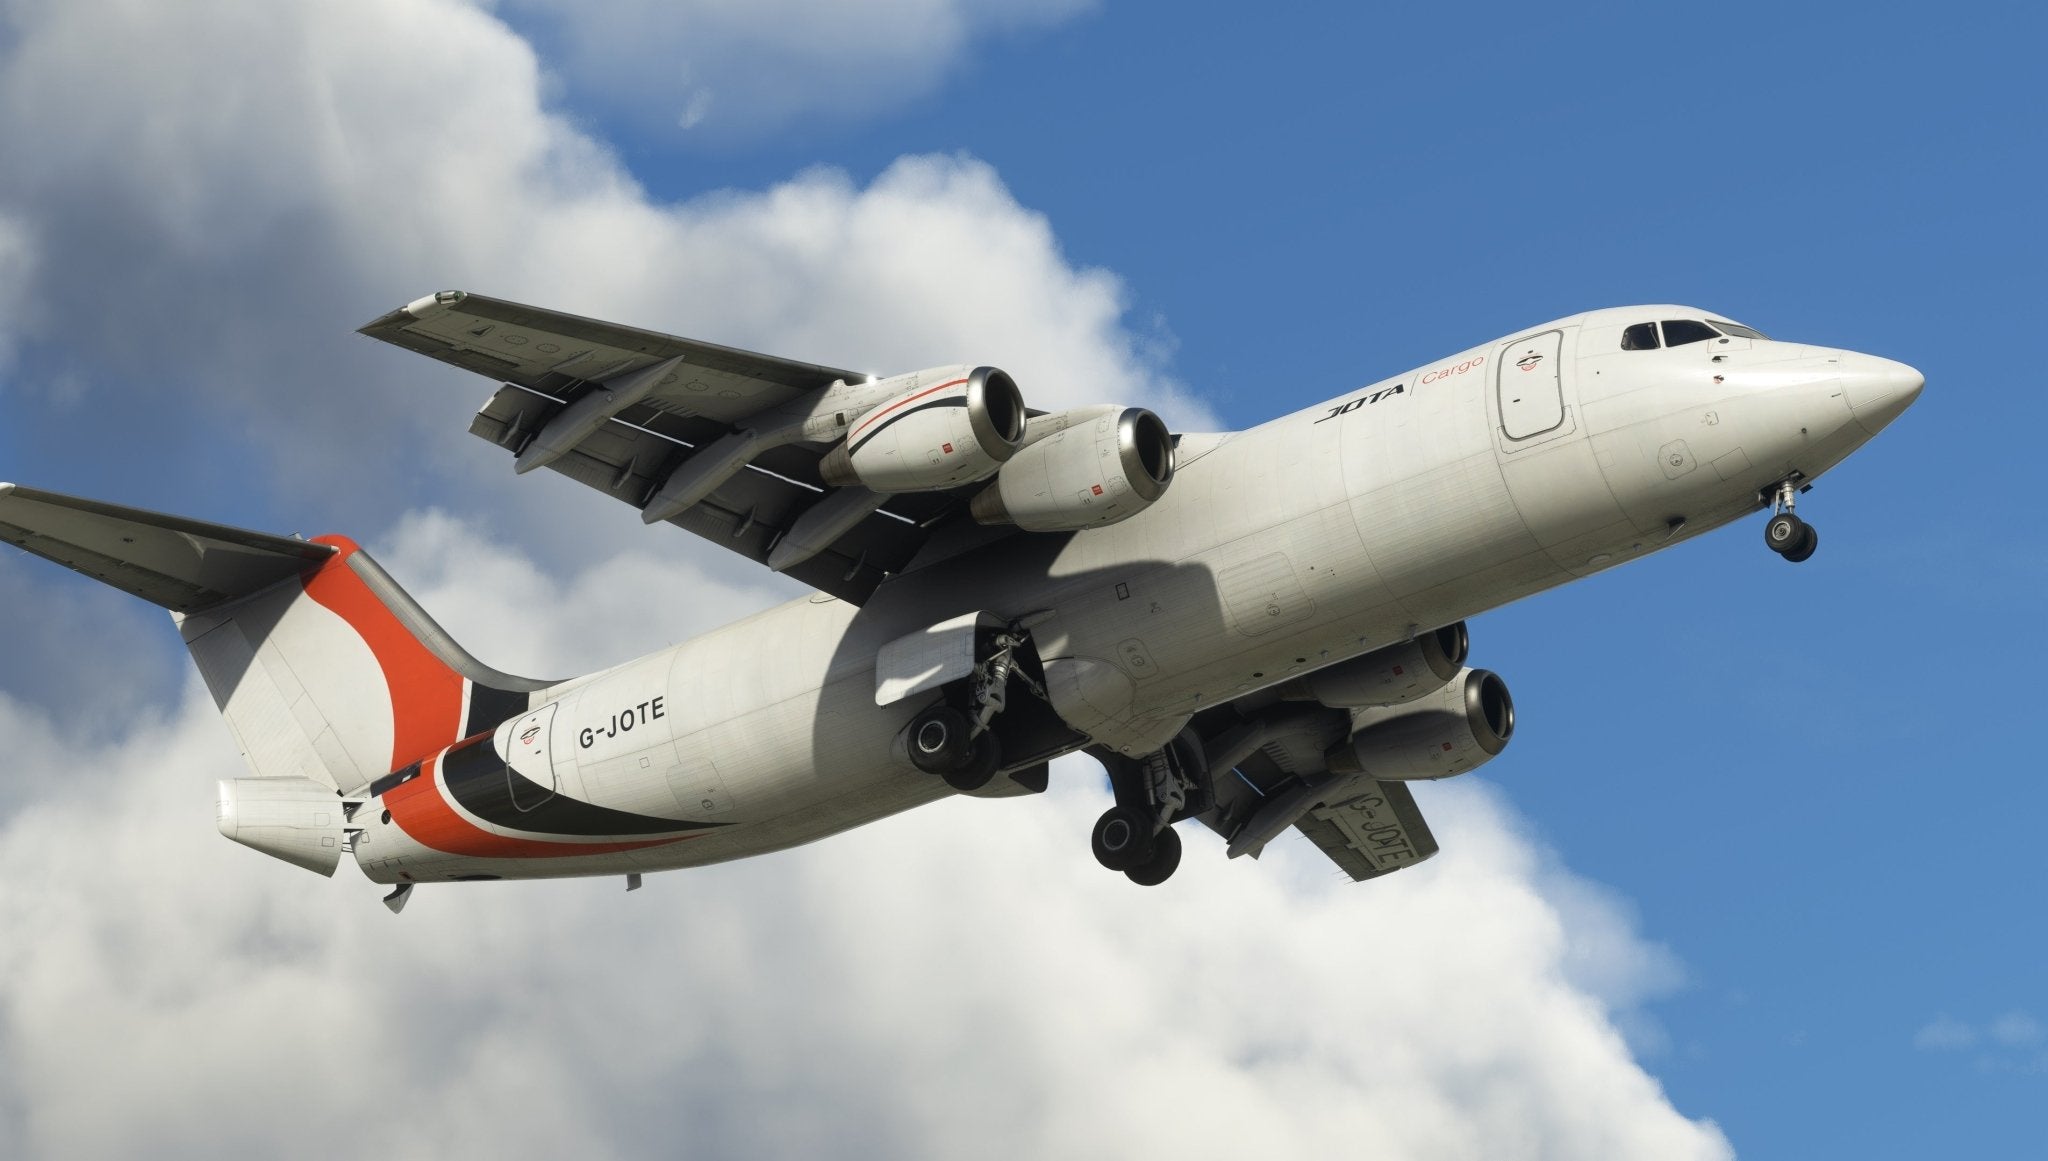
[1763,480,1819,563]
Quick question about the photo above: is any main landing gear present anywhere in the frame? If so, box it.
[906,626,1038,792]
[908,702,1001,791]
[1089,736,1207,887]
[1763,478,1819,563]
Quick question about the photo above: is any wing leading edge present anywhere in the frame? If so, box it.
[360,291,1008,604]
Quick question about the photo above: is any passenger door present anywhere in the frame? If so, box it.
[1497,330,1565,441]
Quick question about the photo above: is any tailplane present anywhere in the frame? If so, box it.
[0,484,551,796]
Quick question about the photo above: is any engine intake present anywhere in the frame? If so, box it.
[968,406,1174,531]
[1325,667,1514,781]
[819,365,1025,493]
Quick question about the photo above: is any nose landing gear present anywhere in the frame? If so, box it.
[1763,479,1819,563]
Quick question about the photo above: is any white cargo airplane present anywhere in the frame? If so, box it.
[0,295,1921,910]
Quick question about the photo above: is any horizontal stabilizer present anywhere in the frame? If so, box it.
[0,483,334,613]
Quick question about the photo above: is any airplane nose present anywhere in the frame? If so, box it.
[1841,354,1924,435]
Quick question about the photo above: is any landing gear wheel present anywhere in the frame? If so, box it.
[1091,805,1155,871]
[1764,512,1808,555]
[941,731,1001,792]
[1783,524,1819,563]
[1123,825,1182,886]
[908,705,970,775]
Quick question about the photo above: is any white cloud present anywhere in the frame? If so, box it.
[0,674,1730,1160]
[1913,1011,2046,1063]
[1913,1015,1977,1051]
[0,0,1202,558]
[0,2,1726,1156]
[493,0,1096,137]
[377,507,797,676]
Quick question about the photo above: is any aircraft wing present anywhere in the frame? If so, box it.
[359,291,996,605]
[1189,697,1440,882]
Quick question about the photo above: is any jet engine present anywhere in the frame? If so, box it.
[1277,622,1469,708]
[968,406,1174,531]
[818,366,1026,493]
[1324,667,1514,781]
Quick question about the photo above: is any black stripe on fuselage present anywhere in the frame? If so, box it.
[846,397,968,455]
[464,682,530,739]
[438,735,725,837]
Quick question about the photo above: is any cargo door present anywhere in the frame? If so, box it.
[505,703,558,810]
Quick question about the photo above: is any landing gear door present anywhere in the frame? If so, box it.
[875,611,1001,706]
[1497,329,1567,444]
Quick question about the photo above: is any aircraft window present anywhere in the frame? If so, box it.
[1661,320,1719,347]
[1620,322,1660,350]
[1710,319,1771,340]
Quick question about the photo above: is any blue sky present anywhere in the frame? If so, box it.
[0,2,2040,1157]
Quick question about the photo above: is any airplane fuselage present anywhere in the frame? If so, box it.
[341,305,1919,884]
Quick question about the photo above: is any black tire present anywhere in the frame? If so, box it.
[1091,805,1155,871]
[1783,523,1819,563]
[1124,825,1182,886]
[908,705,970,774]
[1764,512,1807,554]
[942,730,1001,792]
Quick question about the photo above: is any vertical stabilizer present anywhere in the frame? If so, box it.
[179,538,552,794]
[0,485,553,794]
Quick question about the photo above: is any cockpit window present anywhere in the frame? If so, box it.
[1661,319,1719,347]
[1620,322,1660,350]
[1710,319,1770,340]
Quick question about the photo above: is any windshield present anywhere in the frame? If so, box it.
[1660,320,1718,347]
[1709,319,1771,340]
[1620,322,1659,350]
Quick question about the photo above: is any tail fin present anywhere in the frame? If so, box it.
[0,484,552,794]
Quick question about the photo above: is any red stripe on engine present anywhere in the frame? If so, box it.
[383,752,692,860]
[848,377,968,441]
[302,535,466,771]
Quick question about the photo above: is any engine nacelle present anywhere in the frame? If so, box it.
[1325,667,1514,781]
[216,776,347,876]
[967,406,1174,531]
[818,365,1025,493]
[1278,622,1468,708]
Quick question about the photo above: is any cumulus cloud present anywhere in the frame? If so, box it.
[493,0,1096,137]
[0,1,1727,1156]
[0,674,1729,1160]
[0,0,1200,553]
[377,507,797,677]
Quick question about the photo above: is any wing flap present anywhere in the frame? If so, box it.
[467,387,931,603]
[0,484,335,613]
[1291,780,1439,881]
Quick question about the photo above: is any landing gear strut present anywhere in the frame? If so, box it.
[1763,478,1819,563]
[1089,735,1206,887]
[905,627,1038,793]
